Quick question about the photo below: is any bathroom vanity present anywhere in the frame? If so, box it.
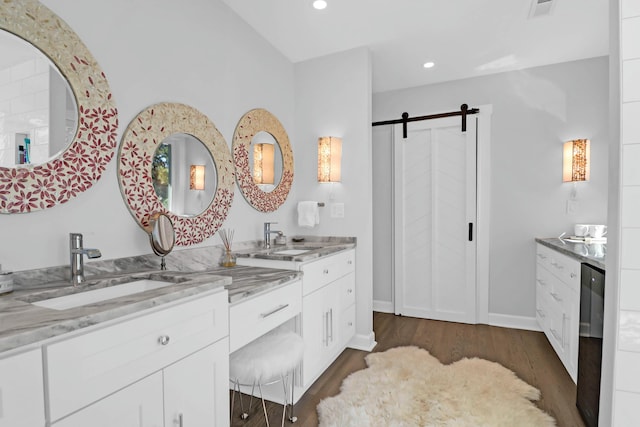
[0,240,355,427]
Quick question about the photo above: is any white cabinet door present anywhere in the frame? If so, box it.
[164,339,230,427]
[301,280,341,388]
[54,373,164,427]
[302,288,326,388]
[0,349,45,427]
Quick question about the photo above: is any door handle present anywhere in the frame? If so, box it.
[468,223,473,241]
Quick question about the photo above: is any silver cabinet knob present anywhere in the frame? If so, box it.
[570,272,577,278]
[158,335,170,346]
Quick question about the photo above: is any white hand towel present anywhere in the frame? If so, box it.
[298,201,319,228]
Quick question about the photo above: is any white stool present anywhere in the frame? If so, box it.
[230,330,304,427]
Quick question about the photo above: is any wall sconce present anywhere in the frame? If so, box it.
[253,143,275,185]
[562,139,590,182]
[190,165,205,190]
[318,136,342,182]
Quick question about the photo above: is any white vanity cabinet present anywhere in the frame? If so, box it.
[0,348,45,427]
[300,250,356,388]
[55,341,229,427]
[46,290,230,427]
[236,248,356,391]
[535,243,580,382]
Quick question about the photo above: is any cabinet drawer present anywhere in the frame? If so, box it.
[302,250,355,296]
[46,291,228,421]
[0,348,45,427]
[338,272,356,311]
[535,283,549,330]
[230,280,302,353]
[340,304,356,348]
[536,244,580,291]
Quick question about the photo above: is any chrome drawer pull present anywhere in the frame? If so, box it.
[550,328,562,342]
[347,288,353,294]
[570,272,577,279]
[323,268,329,274]
[536,309,546,318]
[177,413,184,427]
[158,335,170,346]
[537,253,547,259]
[550,292,562,302]
[536,279,546,286]
[260,304,289,318]
[347,260,353,265]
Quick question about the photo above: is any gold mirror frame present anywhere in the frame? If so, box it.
[232,109,293,212]
[0,0,118,213]
[118,103,235,246]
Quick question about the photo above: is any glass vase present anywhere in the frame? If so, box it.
[219,249,236,267]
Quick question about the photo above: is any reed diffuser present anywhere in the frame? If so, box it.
[218,229,236,267]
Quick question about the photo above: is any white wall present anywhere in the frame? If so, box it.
[373,57,610,320]
[0,0,296,272]
[292,47,376,350]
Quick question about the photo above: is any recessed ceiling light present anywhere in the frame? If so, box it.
[313,0,327,10]
[423,61,435,69]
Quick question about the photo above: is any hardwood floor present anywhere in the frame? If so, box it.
[231,312,586,426]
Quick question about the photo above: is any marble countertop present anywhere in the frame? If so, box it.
[235,235,356,262]
[536,237,606,270]
[0,265,301,355]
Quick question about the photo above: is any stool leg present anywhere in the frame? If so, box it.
[289,369,297,423]
[258,383,270,427]
[280,373,288,427]
[231,379,249,420]
[244,381,256,420]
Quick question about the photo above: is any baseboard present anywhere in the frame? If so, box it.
[348,332,377,352]
[488,313,541,332]
[373,300,394,313]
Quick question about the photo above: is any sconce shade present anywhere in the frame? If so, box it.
[563,139,590,182]
[190,165,205,190]
[318,136,342,182]
[253,143,275,185]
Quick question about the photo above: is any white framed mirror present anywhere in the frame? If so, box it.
[118,103,235,246]
[0,0,118,214]
[232,108,293,212]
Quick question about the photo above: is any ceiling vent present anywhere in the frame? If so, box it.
[529,0,556,18]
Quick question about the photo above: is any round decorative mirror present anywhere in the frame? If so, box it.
[232,108,293,212]
[118,103,234,246]
[0,0,118,214]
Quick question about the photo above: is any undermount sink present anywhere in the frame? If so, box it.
[272,249,312,255]
[31,279,175,311]
[271,246,322,256]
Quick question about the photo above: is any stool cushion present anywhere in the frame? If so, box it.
[230,331,304,383]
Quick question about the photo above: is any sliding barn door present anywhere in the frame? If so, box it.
[393,116,477,323]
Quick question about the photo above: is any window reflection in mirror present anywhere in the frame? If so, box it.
[151,133,217,217]
[0,30,78,167]
[250,131,282,193]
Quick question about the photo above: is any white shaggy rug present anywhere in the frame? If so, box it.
[317,346,556,427]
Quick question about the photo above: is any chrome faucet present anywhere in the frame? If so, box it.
[263,222,282,249]
[70,233,102,286]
